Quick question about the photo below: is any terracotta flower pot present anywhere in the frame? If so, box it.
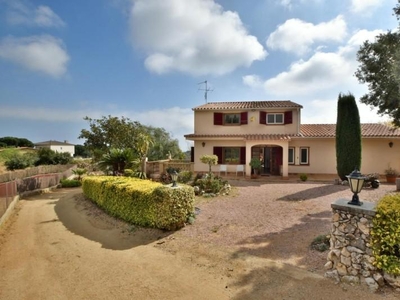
[386,175,397,184]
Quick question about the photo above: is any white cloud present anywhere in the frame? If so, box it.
[5,0,65,27]
[129,0,267,76]
[0,35,70,77]
[350,0,382,14]
[266,15,347,55]
[242,75,263,88]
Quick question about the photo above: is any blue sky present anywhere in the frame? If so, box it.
[0,0,398,151]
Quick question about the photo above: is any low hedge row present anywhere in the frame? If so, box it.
[82,176,195,230]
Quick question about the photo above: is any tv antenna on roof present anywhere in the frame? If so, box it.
[198,80,213,103]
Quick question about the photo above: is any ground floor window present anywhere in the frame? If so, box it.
[300,147,309,165]
[213,146,246,164]
[288,147,295,164]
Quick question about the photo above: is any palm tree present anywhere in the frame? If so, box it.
[98,148,134,175]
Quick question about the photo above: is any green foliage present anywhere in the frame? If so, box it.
[371,194,400,275]
[355,30,400,127]
[82,176,194,230]
[60,179,82,187]
[124,168,135,177]
[336,92,362,181]
[35,148,72,166]
[178,170,193,184]
[144,126,184,161]
[0,136,34,147]
[98,148,135,175]
[4,152,37,170]
[194,173,227,194]
[78,115,150,161]
[249,157,262,169]
[299,173,308,181]
[74,144,91,158]
[200,154,218,174]
[310,234,330,252]
[72,168,87,180]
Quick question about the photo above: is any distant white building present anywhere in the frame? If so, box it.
[34,140,75,157]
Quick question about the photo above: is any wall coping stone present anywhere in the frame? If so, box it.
[331,199,376,217]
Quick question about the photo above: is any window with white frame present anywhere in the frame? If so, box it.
[300,147,309,165]
[267,113,284,124]
[288,147,295,164]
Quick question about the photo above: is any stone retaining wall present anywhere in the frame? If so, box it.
[324,199,384,291]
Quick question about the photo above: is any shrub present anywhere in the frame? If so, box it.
[299,173,308,181]
[195,174,227,194]
[310,234,330,252]
[60,179,82,187]
[5,152,37,170]
[371,194,400,275]
[178,170,193,184]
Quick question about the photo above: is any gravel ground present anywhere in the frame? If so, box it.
[173,179,397,274]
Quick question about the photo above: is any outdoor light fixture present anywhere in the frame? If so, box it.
[202,142,206,147]
[171,170,178,188]
[346,168,365,206]
[389,141,394,148]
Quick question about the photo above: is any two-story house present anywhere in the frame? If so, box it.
[184,101,400,177]
[34,140,75,157]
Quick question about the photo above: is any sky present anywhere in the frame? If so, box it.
[0,0,398,151]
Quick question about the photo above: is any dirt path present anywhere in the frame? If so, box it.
[0,187,398,299]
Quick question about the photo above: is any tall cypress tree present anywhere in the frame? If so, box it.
[336,92,362,180]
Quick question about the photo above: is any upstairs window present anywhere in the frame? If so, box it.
[224,114,240,125]
[214,112,248,125]
[260,111,293,125]
[267,113,284,124]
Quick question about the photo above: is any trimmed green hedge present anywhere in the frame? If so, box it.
[82,176,195,230]
[371,193,400,275]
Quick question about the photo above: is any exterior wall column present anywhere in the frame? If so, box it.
[245,143,252,176]
[281,142,288,177]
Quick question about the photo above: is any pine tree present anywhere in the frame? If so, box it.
[336,93,362,180]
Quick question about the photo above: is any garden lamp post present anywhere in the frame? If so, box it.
[346,168,365,206]
[171,170,178,188]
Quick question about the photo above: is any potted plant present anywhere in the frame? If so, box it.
[249,157,262,178]
[384,166,398,184]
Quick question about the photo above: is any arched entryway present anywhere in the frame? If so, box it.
[251,144,283,176]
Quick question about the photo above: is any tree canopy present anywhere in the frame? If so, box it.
[355,1,400,127]
[78,115,183,162]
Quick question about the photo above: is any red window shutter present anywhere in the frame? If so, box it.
[213,147,223,164]
[240,147,246,164]
[214,113,223,125]
[260,111,266,124]
[240,112,248,125]
[284,111,293,124]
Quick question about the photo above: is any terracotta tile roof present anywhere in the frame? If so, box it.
[193,100,303,111]
[184,133,292,140]
[298,124,400,138]
[185,124,400,140]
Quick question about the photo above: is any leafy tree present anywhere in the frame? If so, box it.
[145,126,184,161]
[336,93,362,180]
[355,2,400,126]
[78,115,145,161]
[200,154,218,175]
[0,136,34,147]
[74,144,91,158]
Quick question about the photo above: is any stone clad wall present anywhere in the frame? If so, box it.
[324,199,385,291]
